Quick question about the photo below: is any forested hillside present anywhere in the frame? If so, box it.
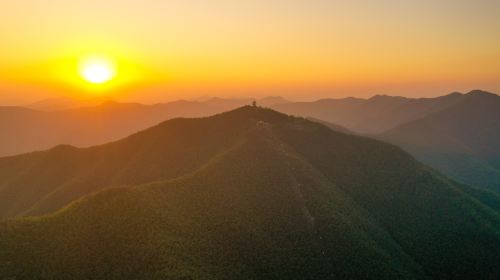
[1,107,499,279]
[380,90,500,192]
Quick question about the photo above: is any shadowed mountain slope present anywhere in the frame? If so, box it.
[271,92,465,134]
[380,90,500,192]
[306,117,352,134]
[0,107,499,279]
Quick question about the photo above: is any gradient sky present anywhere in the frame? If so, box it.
[1,0,499,104]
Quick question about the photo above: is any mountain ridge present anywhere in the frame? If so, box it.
[271,90,495,134]
[0,106,499,279]
[380,90,500,192]
[0,96,291,157]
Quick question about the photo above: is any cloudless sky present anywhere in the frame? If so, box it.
[0,0,499,104]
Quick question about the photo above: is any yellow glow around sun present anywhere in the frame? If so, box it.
[44,43,154,98]
[79,56,116,84]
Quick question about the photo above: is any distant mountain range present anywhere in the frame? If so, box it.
[378,91,500,192]
[1,107,498,279]
[0,96,290,157]
[270,90,500,192]
[270,92,467,134]
[1,90,499,192]
[26,96,110,111]
[26,95,291,112]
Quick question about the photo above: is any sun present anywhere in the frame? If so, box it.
[79,56,116,84]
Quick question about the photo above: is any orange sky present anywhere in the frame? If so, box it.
[0,0,499,104]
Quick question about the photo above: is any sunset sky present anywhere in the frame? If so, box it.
[1,0,499,104]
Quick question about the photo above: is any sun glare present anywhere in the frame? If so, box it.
[79,56,116,84]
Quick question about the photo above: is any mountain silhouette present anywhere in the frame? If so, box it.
[272,90,500,191]
[26,96,110,111]
[0,96,289,157]
[271,92,465,133]
[306,117,352,134]
[379,90,500,192]
[0,106,498,279]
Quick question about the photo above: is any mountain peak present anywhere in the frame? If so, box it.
[217,105,291,123]
[443,91,463,97]
[369,94,389,99]
[369,94,408,101]
[466,89,497,97]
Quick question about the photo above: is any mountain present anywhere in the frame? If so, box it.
[258,96,291,106]
[194,96,290,107]
[271,92,465,134]
[379,90,500,192]
[306,117,352,134]
[0,96,288,157]
[26,96,109,111]
[203,97,253,108]
[0,101,220,157]
[272,90,500,191]
[0,106,499,279]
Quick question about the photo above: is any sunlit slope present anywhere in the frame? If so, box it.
[0,97,286,157]
[0,108,265,219]
[0,107,499,279]
[0,101,233,157]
